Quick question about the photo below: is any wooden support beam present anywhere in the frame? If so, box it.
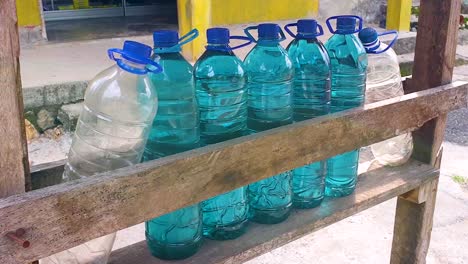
[0,0,30,197]
[109,161,439,264]
[386,0,412,31]
[391,0,461,263]
[0,82,466,264]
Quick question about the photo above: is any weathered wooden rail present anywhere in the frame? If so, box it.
[0,0,464,264]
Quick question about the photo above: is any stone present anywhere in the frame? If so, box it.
[25,119,39,142]
[24,110,40,131]
[43,126,64,140]
[36,109,56,131]
[23,81,87,111]
[58,101,83,132]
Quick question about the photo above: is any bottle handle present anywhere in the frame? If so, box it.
[178,28,199,46]
[278,27,287,41]
[284,23,324,38]
[154,29,199,54]
[244,26,258,42]
[284,23,297,38]
[326,15,363,34]
[229,36,253,50]
[108,48,162,74]
[244,25,286,42]
[371,30,398,54]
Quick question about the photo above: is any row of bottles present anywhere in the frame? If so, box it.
[47,15,412,264]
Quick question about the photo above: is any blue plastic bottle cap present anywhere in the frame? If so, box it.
[207,27,230,44]
[297,19,318,36]
[122,40,152,63]
[336,17,357,33]
[258,23,280,40]
[153,30,179,47]
[358,27,378,45]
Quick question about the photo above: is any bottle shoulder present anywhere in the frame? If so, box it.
[325,34,366,56]
[83,65,157,123]
[287,39,331,69]
[86,65,157,101]
[194,52,245,77]
[151,53,193,81]
[244,44,294,75]
[325,34,368,72]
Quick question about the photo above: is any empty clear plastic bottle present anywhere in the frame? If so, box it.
[244,23,294,224]
[324,16,367,197]
[358,28,413,166]
[195,28,252,240]
[51,41,160,264]
[285,19,331,208]
[144,29,202,260]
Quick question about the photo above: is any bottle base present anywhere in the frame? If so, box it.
[146,236,202,260]
[203,218,248,240]
[324,185,355,197]
[250,205,291,224]
[293,197,324,209]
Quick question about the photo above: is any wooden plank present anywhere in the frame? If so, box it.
[386,0,412,31]
[0,82,466,264]
[30,159,65,190]
[108,161,439,264]
[0,0,30,197]
[391,0,461,263]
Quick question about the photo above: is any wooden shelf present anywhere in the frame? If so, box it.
[109,160,439,264]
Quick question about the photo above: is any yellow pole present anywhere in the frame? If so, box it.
[16,0,42,26]
[177,0,211,61]
[386,0,412,31]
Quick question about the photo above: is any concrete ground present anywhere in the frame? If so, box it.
[22,23,468,263]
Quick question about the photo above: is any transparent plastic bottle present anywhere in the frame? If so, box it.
[284,19,331,208]
[195,28,252,239]
[244,23,294,224]
[358,27,413,166]
[143,29,202,260]
[45,41,160,264]
[324,16,367,197]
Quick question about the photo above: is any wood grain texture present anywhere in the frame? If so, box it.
[0,0,29,196]
[391,178,439,264]
[0,82,466,263]
[108,161,439,264]
[391,0,461,263]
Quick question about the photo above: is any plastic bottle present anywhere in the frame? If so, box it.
[358,27,413,166]
[284,19,331,208]
[49,41,160,264]
[243,23,294,224]
[143,29,203,260]
[324,15,367,197]
[195,28,252,239]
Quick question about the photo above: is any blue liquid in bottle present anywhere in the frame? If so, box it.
[195,28,252,240]
[143,29,202,260]
[244,23,294,224]
[324,16,367,197]
[285,19,331,208]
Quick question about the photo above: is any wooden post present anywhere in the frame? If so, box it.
[390,0,461,263]
[0,0,30,197]
[386,0,412,31]
[177,0,211,61]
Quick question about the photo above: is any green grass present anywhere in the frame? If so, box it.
[452,175,468,185]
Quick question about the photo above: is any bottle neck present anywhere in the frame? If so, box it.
[256,39,281,47]
[363,39,381,53]
[206,43,231,52]
[117,57,147,74]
